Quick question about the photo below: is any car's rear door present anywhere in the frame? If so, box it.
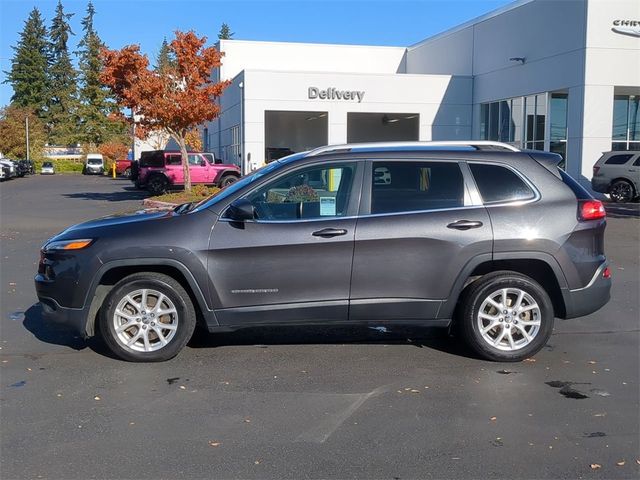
[207,160,363,325]
[349,158,492,322]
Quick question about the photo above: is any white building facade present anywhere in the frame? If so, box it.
[205,0,639,181]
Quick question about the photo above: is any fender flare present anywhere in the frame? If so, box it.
[82,258,215,336]
[438,251,569,319]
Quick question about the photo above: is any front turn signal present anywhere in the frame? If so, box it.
[44,239,94,251]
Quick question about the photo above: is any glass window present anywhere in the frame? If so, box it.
[536,94,546,143]
[480,104,489,140]
[489,103,499,141]
[511,97,523,143]
[469,164,535,204]
[605,154,633,165]
[166,154,181,166]
[188,154,202,166]
[499,100,511,142]
[629,96,639,141]
[633,156,640,167]
[245,163,355,221]
[371,161,464,214]
[612,96,628,141]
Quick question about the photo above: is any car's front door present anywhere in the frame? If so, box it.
[349,159,493,322]
[207,161,363,325]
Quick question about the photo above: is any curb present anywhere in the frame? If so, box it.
[142,198,178,210]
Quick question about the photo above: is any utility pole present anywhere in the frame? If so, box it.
[25,115,30,161]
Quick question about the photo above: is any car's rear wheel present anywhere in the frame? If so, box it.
[148,175,168,195]
[99,273,196,362]
[458,271,554,362]
[123,168,131,178]
[609,179,635,203]
[219,174,239,188]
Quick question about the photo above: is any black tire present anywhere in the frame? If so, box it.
[99,272,196,362]
[82,167,87,175]
[219,174,239,188]
[458,271,554,362]
[148,175,168,195]
[609,179,635,203]
[123,168,131,178]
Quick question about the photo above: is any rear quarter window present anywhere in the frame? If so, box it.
[469,164,535,204]
[604,154,633,165]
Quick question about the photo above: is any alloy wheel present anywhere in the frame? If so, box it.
[112,289,179,352]
[476,288,541,351]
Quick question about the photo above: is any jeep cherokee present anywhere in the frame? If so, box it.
[35,141,611,362]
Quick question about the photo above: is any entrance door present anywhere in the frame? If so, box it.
[207,161,362,325]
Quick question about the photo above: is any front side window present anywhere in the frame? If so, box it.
[188,154,202,166]
[371,161,464,214]
[469,163,535,204]
[245,163,356,221]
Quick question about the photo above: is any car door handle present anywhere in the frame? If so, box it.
[447,220,483,230]
[312,228,348,238]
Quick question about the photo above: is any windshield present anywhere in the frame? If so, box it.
[88,159,102,165]
[191,153,306,212]
[43,162,52,167]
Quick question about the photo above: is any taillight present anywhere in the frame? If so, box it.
[579,200,606,221]
[602,267,611,279]
[593,166,600,175]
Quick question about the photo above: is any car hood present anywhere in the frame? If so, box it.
[53,209,173,240]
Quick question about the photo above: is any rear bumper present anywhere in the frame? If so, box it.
[591,178,609,194]
[561,263,611,319]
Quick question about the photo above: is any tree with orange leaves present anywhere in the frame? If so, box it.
[100,31,228,192]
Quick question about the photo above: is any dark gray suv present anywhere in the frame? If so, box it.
[35,141,611,362]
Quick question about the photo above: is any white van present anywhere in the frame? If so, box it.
[84,153,104,175]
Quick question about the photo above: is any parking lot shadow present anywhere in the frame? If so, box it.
[22,303,92,352]
[187,324,478,359]
[63,186,148,202]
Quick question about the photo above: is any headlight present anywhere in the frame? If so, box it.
[44,239,94,251]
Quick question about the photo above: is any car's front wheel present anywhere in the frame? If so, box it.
[219,174,239,188]
[458,271,554,362]
[99,272,196,362]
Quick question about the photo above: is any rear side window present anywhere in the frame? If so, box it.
[634,156,640,167]
[469,164,535,204]
[605,154,633,165]
[371,161,464,214]
[166,154,181,166]
[139,152,164,167]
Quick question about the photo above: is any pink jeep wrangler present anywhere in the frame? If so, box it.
[134,151,241,195]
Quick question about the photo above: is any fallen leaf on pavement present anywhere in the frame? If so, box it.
[523,358,536,363]
[410,389,420,393]
[588,360,596,364]
[616,461,625,466]
[590,464,601,470]
[93,395,101,401]
[208,441,221,447]
[179,386,186,390]
[490,417,497,421]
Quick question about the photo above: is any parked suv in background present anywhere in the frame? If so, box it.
[36,141,611,362]
[133,150,241,195]
[591,151,640,203]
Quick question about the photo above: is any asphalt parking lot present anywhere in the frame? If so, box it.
[1,174,639,480]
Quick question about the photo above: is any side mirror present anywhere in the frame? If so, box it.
[226,198,255,221]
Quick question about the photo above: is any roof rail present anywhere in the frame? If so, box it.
[306,141,520,156]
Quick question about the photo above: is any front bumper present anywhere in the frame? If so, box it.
[561,263,611,319]
[37,295,89,337]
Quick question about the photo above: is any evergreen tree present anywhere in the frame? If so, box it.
[5,8,49,116]
[155,38,176,72]
[76,0,123,144]
[47,0,78,145]
[218,23,234,40]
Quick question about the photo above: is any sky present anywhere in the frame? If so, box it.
[0,0,513,106]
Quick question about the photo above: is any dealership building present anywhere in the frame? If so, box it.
[204,0,639,181]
